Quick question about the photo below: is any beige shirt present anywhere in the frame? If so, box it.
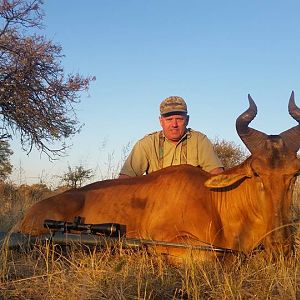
[120,129,223,176]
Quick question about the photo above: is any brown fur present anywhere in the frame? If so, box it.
[18,145,299,261]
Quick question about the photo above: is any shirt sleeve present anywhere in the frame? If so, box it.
[119,140,150,176]
[197,135,223,172]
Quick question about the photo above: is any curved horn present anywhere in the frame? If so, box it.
[280,91,300,152]
[288,91,300,119]
[236,94,268,154]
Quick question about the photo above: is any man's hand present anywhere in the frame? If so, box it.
[209,167,224,175]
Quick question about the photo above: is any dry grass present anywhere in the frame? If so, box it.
[0,243,299,299]
[0,181,300,299]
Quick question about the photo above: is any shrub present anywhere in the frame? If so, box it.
[213,138,248,169]
[0,182,52,231]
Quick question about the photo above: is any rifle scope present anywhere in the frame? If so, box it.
[43,216,126,237]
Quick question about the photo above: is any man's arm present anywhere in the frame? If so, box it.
[195,133,224,173]
[118,140,149,178]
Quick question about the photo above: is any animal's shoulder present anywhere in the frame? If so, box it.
[153,164,209,180]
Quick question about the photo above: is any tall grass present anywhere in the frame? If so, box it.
[0,242,299,299]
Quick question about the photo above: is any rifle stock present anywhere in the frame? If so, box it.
[0,231,143,251]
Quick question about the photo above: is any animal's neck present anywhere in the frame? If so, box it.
[211,178,268,251]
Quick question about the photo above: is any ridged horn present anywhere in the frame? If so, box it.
[236,94,268,154]
[280,91,300,153]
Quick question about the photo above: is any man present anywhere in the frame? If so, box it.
[119,96,224,178]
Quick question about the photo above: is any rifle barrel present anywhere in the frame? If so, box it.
[0,231,238,254]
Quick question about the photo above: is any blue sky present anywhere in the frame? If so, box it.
[9,0,300,185]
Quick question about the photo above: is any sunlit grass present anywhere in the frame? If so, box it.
[0,241,299,299]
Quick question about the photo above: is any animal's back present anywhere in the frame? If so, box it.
[80,165,214,241]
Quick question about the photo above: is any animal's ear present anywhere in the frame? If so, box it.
[204,173,251,189]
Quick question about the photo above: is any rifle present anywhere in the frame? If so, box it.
[0,216,134,251]
[0,216,239,254]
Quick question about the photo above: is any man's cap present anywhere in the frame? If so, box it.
[160,96,188,116]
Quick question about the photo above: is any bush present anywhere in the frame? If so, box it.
[213,138,248,169]
[0,182,52,231]
[60,165,94,188]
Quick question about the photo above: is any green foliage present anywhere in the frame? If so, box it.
[213,138,248,169]
[60,165,93,189]
[0,0,95,158]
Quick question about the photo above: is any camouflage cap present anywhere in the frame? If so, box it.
[160,96,188,116]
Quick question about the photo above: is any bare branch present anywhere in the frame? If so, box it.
[0,0,95,159]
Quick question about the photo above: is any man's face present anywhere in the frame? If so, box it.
[159,114,189,142]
